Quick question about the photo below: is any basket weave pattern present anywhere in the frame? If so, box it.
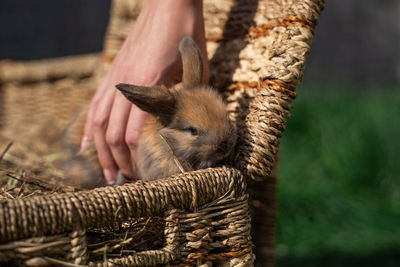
[0,0,324,265]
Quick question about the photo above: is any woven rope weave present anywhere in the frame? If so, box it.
[0,167,244,243]
[0,168,250,266]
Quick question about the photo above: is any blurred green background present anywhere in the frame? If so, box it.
[275,1,400,265]
[276,84,400,266]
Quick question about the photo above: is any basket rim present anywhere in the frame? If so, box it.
[0,166,246,243]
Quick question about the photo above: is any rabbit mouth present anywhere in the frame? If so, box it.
[158,132,235,172]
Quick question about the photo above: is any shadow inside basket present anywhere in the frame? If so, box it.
[0,138,251,266]
[86,216,165,260]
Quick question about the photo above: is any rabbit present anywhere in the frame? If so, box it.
[62,37,236,187]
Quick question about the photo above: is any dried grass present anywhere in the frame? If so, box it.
[0,136,165,258]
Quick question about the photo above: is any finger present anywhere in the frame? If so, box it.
[81,72,114,151]
[94,130,118,183]
[92,89,119,182]
[125,105,148,166]
[106,92,135,178]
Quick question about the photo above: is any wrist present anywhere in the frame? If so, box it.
[132,0,204,43]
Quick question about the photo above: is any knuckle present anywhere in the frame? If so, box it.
[105,130,125,147]
[90,94,103,106]
[125,131,139,147]
[92,114,107,130]
[127,75,158,87]
[91,96,100,105]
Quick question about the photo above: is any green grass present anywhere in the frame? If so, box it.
[276,85,400,266]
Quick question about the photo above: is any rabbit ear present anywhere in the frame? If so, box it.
[116,83,176,125]
[179,37,203,88]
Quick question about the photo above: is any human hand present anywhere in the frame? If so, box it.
[81,0,208,183]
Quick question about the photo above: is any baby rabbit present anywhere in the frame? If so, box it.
[63,37,236,187]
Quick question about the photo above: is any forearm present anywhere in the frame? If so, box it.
[131,0,208,83]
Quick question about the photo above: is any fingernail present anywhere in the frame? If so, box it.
[103,169,115,183]
[80,136,91,152]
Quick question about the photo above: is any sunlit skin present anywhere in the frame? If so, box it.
[80,0,208,182]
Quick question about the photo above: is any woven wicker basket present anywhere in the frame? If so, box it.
[0,0,324,266]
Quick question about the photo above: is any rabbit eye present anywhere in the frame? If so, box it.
[189,127,198,136]
[185,127,198,136]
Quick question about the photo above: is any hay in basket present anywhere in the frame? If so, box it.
[0,0,324,266]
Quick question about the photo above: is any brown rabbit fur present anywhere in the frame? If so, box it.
[62,105,108,188]
[63,37,236,187]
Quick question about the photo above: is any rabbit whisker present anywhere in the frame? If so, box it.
[158,133,193,173]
